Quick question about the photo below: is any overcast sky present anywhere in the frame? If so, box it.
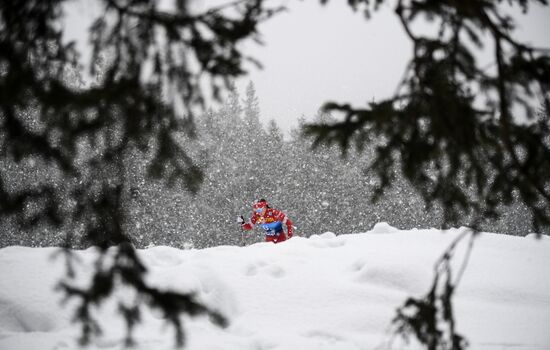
[65,0,550,135]
[234,1,410,133]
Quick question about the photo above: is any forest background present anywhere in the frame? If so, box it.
[1,81,540,249]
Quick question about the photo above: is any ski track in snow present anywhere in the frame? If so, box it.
[1,223,549,350]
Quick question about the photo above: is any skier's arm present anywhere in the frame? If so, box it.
[241,213,257,231]
[284,216,293,238]
[275,210,293,238]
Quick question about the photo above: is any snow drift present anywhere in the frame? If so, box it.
[1,224,549,350]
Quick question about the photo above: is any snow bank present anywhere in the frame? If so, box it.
[1,227,549,350]
[368,221,400,234]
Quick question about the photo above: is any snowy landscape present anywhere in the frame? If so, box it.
[1,223,549,350]
[2,1,550,350]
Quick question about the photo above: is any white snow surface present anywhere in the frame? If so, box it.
[1,224,549,350]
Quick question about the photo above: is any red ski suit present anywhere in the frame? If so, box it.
[242,208,293,243]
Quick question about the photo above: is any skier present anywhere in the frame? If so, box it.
[238,199,293,243]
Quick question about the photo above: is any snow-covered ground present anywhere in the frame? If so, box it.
[1,223,549,350]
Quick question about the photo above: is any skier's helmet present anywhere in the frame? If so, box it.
[252,199,268,214]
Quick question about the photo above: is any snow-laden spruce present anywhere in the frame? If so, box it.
[1,224,549,350]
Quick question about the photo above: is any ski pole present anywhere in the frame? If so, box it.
[237,215,245,246]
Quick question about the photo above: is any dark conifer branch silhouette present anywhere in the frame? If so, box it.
[305,1,550,348]
[1,0,281,346]
[305,0,550,232]
[392,229,477,350]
